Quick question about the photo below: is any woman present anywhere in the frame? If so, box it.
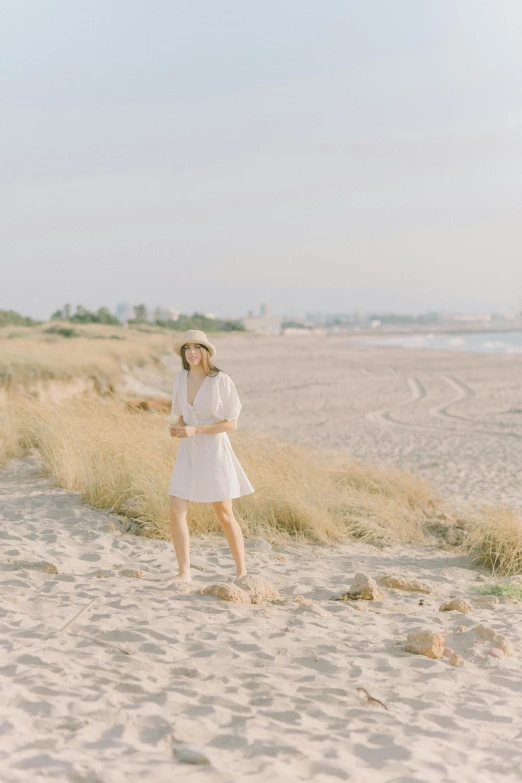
[167,329,254,584]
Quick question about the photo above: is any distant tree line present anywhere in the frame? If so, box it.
[152,312,245,333]
[50,303,245,332]
[0,309,40,327]
[51,304,120,325]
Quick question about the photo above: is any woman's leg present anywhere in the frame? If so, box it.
[168,495,191,583]
[212,499,247,578]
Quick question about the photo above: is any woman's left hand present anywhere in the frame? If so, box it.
[170,425,196,439]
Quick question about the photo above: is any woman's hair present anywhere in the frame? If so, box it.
[181,344,221,376]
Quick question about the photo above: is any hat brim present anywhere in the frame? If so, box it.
[172,338,216,359]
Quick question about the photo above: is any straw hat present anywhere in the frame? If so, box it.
[172,329,216,358]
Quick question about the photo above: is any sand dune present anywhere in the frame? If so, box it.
[2,458,522,782]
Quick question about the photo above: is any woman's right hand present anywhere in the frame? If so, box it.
[168,416,184,437]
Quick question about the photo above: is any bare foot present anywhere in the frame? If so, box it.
[236,571,248,580]
[167,573,191,586]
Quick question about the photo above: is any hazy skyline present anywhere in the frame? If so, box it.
[2,1,522,320]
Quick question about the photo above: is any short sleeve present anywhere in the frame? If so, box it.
[212,372,242,421]
[171,371,183,417]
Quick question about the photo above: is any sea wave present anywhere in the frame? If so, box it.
[361,331,522,355]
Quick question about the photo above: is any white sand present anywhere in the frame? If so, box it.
[208,333,522,507]
[2,457,522,782]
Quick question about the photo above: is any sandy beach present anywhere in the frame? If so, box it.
[2,335,522,782]
[210,333,522,507]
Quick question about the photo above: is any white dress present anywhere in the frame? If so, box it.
[168,370,255,503]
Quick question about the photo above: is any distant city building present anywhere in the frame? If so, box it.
[242,303,282,334]
[242,315,283,334]
[115,302,135,322]
[154,307,180,322]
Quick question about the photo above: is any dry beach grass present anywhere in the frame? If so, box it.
[463,504,522,575]
[1,325,522,570]
[2,395,439,546]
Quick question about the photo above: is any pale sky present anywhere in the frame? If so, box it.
[2,1,522,320]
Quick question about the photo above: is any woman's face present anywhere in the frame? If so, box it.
[183,343,203,366]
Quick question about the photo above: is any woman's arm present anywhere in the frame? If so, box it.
[196,419,237,435]
[170,419,237,438]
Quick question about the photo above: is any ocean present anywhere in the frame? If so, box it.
[361,331,522,355]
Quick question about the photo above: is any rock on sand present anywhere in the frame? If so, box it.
[235,575,280,604]
[334,573,385,602]
[403,630,445,659]
[440,599,472,614]
[200,583,251,604]
[379,574,433,594]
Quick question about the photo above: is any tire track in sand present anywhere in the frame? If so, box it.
[366,374,522,440]
[429,374,475,423]
[430,374,522,439]
[366,376,426,426]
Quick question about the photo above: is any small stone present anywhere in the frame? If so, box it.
[379,574,432,594]
[449,653,463,666]
[172,744,211,765]
[335,573,385,602]
[443,647,454,658]
[440,599,472,614]
[118,569,146,578]
[474,574,489,582]
[403,630,445,659]
[94,569,115,578]
[275,555,289,562]
[488,648,504,659]
[235,575,280,604]
[200,583,251,604]
[12,560,58,574]
[455,625,468,633]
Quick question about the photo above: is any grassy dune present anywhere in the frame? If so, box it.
[0,323,170,393]
[1,328,522,570]
[2,395,439,545]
